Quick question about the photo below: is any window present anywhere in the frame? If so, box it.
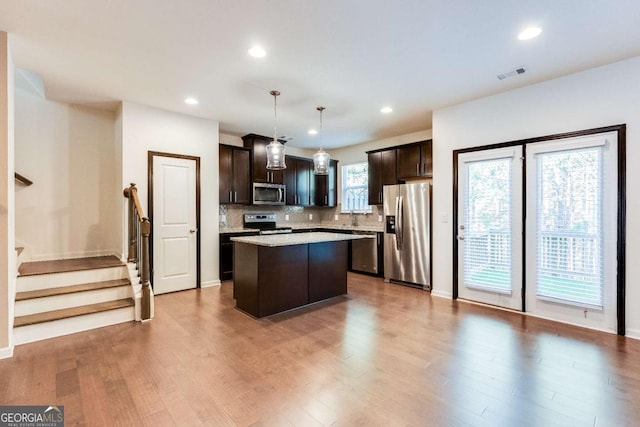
[341,163,372,213]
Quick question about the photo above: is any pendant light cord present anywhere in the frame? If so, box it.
[317,106,325,150]
[273,91,278,142]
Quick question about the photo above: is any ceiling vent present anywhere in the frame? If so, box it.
[497,66,527,80]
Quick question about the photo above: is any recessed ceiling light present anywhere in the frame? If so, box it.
[184,97,198,105]
[248,46,266,58]
[308,129,318,135]
[518,26,542,40]
[380,106,393,114]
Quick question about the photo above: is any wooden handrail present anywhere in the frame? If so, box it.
[15,172,33,186]
[123,183,152,321]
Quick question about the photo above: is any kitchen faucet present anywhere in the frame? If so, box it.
[350,210,358,227]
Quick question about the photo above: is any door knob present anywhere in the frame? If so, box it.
[190,228,198,233]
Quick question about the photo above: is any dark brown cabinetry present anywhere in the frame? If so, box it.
[219,231,259,281]
[242,133,285,184]
[219,144,251,204]
[396,139,432,180]
[367,149,396,205]
[313,159,338,206]
[234,240,348,317]
[284,156,313,206]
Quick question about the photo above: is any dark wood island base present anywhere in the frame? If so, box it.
[233,240,348,318]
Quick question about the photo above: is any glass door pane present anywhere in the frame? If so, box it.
[457,146,522,311]
[536,147,603,307]
[525,132,617,332]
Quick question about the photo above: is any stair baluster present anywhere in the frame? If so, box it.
[123,183,152,320]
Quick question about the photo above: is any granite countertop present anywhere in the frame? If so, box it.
[289,223,384,233]
[231,231,371,247]
[220,224,384,234]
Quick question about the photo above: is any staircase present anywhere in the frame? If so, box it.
[14,255,136,345]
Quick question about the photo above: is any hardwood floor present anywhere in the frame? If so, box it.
[2,273,640,426]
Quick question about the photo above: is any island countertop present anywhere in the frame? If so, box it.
[230,231,371,247]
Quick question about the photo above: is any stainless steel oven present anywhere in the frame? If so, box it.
[252,183,285,205]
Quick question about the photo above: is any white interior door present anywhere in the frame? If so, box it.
[525,132,618,332]
[152,155,197,294]
[457,146,523,310]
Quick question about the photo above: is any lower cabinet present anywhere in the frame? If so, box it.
[219,232,259,281]
[233,240,348,317]
[309,241,348,303]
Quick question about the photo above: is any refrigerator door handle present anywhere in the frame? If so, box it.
[395,195,403,250]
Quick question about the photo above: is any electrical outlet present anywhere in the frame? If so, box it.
[441,213,448,223]
[309,213,313,220]
[285,214,289,221]
[378,215,383,222]
[220,214,227,226]
[334,215,339,221]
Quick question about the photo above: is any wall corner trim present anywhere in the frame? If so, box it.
[201,280,221,288]
[0,345,14,359]
[430,290,452,299]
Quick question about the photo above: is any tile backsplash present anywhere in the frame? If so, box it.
[220,204,384,229]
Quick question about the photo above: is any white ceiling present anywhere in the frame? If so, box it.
[1,0,639,149]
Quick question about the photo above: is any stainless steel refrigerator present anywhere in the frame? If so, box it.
[383,182,431,290]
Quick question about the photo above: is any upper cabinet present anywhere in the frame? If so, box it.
[367,139,432,205]
[396,140,432,180]
[284,156,314,206]
[367,149,396,205]
[219,144,251,204]
[242,134,285,184]
[314,160,338,207]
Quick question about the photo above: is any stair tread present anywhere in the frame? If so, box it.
[14,298,135,327]
[18,255,124,276]
[16,278,131,301]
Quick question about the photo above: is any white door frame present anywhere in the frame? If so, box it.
[452,124,626,335]
[148,151,201,290]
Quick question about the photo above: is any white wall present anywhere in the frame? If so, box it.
[14,84,119,260]
[120,102,220,286]
[432,55,640,337]
[0,31,15,357]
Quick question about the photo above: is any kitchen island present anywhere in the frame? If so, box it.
[231,232,366,318]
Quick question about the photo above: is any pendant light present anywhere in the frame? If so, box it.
[265,90,286,170]
[312,106,330,175]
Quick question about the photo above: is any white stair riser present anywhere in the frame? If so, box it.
[15,286,133,317]
[13,306,135,345]
[17,266,128,292]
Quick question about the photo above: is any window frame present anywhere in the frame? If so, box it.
[340,162,372,213]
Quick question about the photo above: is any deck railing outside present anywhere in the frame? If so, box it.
[465,229,600,304]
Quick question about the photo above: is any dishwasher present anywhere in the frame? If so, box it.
[351,231,378,274]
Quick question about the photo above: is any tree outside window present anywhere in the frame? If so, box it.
[341,163,372,213]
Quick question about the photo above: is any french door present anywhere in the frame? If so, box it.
[457,146,523,310]
[456,129,619,333]
[525,132,618,331]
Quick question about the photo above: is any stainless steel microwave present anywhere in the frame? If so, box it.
[253,183,285,205]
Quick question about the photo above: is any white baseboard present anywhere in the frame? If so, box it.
[430,289,452,299]
[624,328,640,340]
[201,280,221,288]
[0,345,14,359]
